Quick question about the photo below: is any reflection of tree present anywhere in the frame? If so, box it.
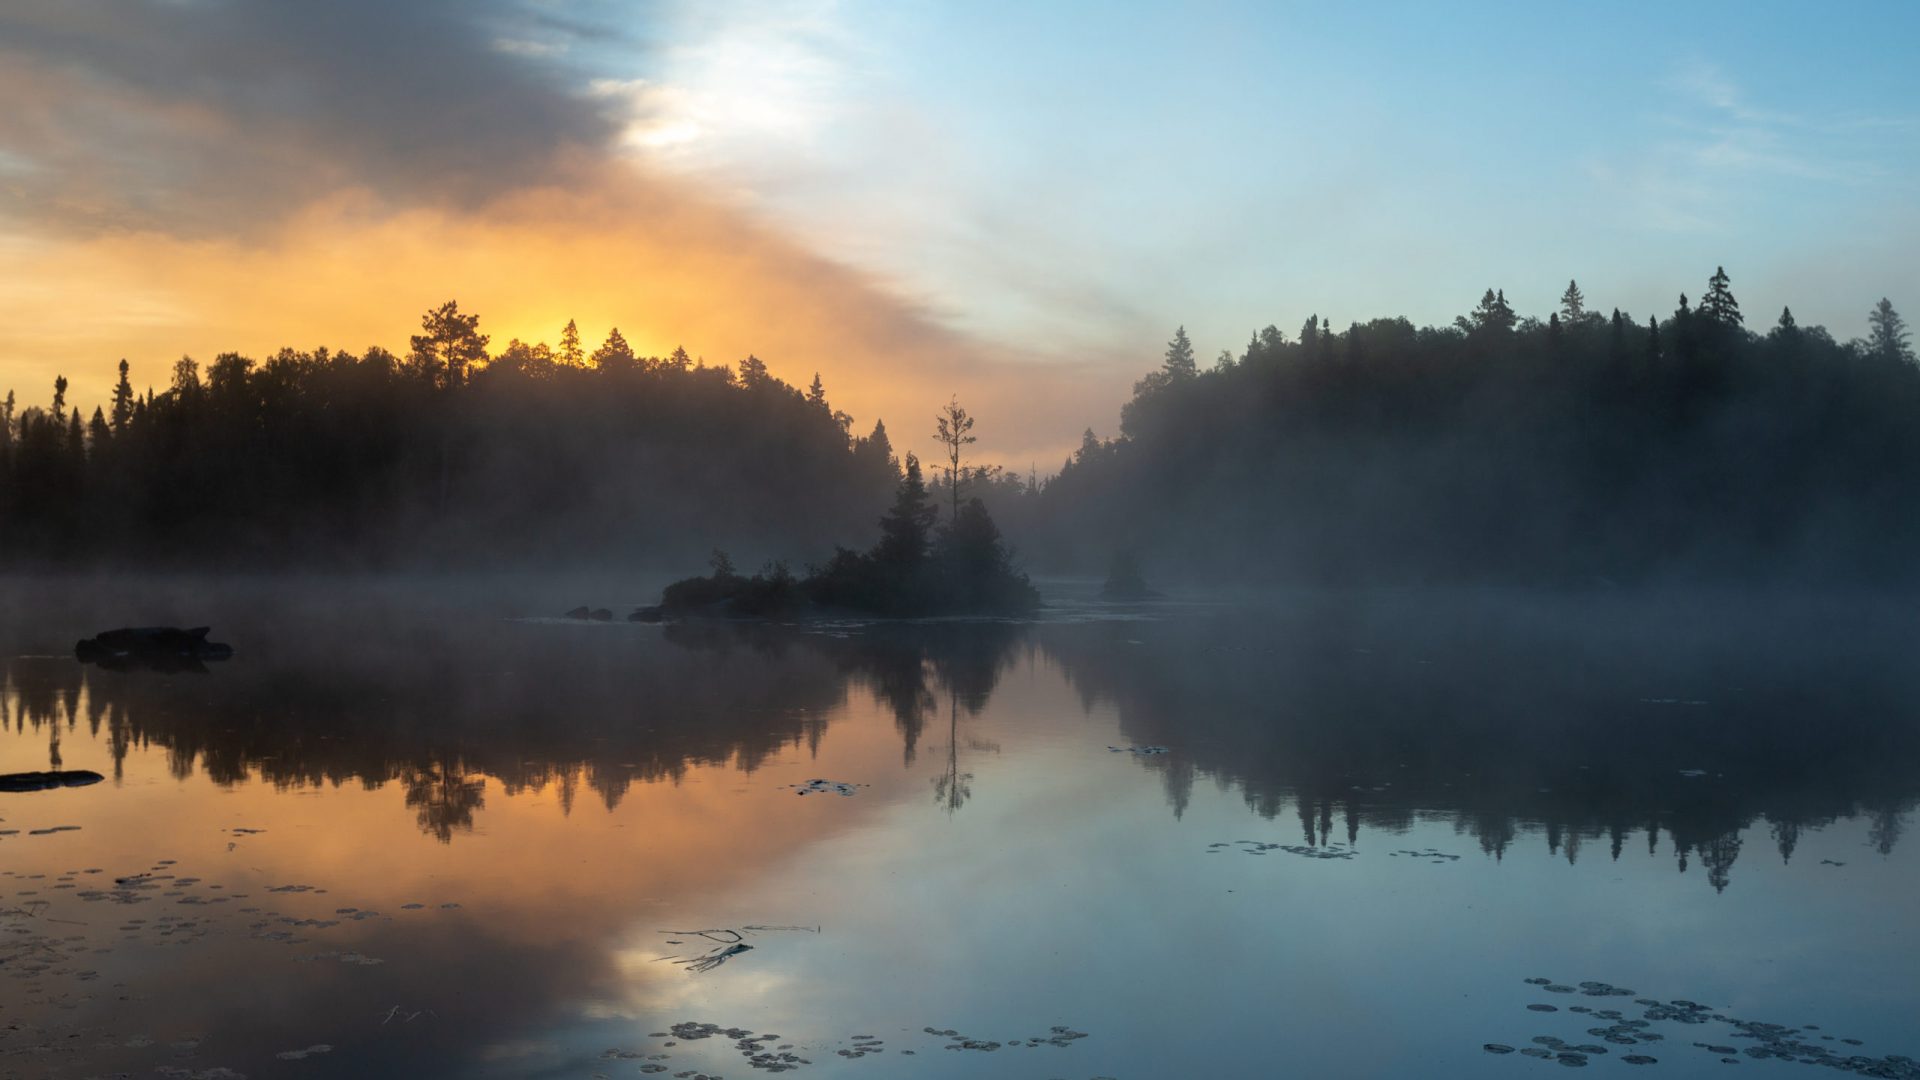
[403,758,487,843]
[1040,599,1920,891]
[1869,808,1906,857]
[932,690,972,814]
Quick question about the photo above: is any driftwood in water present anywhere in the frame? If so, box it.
[0,770,106,793]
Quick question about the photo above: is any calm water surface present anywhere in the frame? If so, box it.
[1,581,1916,1078]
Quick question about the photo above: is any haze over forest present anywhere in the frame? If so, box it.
[4,2,1920,586]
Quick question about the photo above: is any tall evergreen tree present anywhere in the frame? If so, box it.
[874,452,937,568]
[807,373,829,409]
[51,375,68,427]
[1867,298,1913,364]
[1700,266,1742,326]
[1464,289,1516,334]
[110,359,134,435]
[87,406,110,455]
[738,354,771,388]
[558,319,584,368]
[1163,326,1197,379]
[1559,280,1587,324]
[591,328,637,371]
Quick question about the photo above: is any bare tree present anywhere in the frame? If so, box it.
[933,395,976,524]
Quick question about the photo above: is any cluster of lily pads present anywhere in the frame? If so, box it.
[1207,840,1358,860]
[1486,977,1918,1075]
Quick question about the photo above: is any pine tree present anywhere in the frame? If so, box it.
[1700,266,1742,326]
[1560,280,1587,325]
[1645,315,1661,366]
[1772,306,1801,343]
[738,354,770,388]
[87,406,110,455]
[665,345,692,372]
[1465,289,1516,334]
[558,319,584,368]
[110,359,134,435]
[408,301,489,388]
[1163,326,1197,379]
[1867,298,1913,364]
[807,373,828,409]
[51,375,68,427]
[874,452,937,568]
[592,328,636,371]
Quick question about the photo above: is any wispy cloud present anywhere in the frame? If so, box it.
[1593,60,1902,234]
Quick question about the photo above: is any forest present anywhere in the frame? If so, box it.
[2,270,1917,585]
[1029,270,1920,584]
[0,305,900,570]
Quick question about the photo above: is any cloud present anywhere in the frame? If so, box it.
[1590,60,1899,235]
[0,172,1117,464]
[0,0,626,233]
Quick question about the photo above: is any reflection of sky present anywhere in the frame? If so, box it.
[3,627,1917,1078]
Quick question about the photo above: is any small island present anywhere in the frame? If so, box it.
[644,401,1040,620]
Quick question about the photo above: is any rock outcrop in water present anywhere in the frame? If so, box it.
[75,627,234,669]
[0,769,106,792]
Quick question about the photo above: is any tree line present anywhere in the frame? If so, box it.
[0,303,902,569]
[1021,270,1920,583]
[5,272,1918,584]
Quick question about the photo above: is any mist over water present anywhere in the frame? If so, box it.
[2,578,1915,1078]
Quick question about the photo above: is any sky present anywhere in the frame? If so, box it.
[2,0,1917,465]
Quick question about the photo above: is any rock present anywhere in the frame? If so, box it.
[0,770,106,793]
[629,606,665,623]
[75,626,233,670]
[565,606,591,619]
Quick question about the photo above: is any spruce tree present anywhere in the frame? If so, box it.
[1700,266,1742,326]
[875,452,937,568]
[807,373,828,409]
[592,328,636,371]
[1560,280,1587,324]
[1163,326,1197,379]
[558,319,584,368]
[110,359,134,435]
[1867,298,1913,364]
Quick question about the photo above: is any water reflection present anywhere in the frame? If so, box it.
[5,594,1918,891]
[2,587,1919,1077]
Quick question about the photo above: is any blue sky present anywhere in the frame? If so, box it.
[608,0,1920,358]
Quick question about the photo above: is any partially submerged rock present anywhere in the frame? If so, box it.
[75,627,233,670]
[0,769,106,793]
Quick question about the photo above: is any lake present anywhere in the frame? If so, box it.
[2,579,1917,1078]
